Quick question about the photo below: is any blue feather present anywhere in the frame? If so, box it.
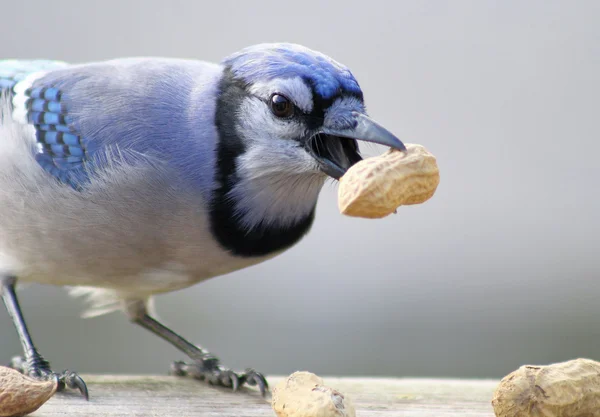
[4,58,222,196]
[37,123,74,133]
[0,79,16,89]
[222,43,362,100]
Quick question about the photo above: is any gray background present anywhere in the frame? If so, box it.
[1,0,599,380]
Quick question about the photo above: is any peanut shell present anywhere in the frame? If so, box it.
[0,366,57,417]
[272,371,356,417]
[492,358,600,417]
[338,143,440,218]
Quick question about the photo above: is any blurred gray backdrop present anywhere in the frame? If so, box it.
[1,0,599,379]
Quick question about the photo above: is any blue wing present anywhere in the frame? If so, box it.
[0,58,221,195]
[0,60,96,188]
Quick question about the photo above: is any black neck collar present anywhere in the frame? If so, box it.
[208,69,316,257]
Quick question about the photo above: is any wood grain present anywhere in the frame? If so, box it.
[30,375,499,416]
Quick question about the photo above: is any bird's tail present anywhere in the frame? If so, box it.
[67,286,158,320]
[67,286,124,318]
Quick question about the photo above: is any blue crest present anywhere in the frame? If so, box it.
[222,43,362,100]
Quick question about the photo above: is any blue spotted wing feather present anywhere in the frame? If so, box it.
[0,60,99,188]
[0,60,83,186]
[25,85,93,187]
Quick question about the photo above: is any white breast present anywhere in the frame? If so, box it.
[0,105,273,298]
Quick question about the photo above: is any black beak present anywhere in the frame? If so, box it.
[307,112,406,179]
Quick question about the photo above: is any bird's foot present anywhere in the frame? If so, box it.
[9,355,89,400]
[170,356,268,396]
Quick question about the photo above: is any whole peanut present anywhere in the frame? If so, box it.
[0,366,57,417]
[338,143,440,218]
[272,371,356,417]
[492,358,600,417]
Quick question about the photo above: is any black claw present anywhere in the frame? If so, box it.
[171,359,268,396]
[241,369,268,397]
[63,371,89,401]
[170,360,186,376]
[229,372,240,392]
[56,370,89,400]
[8,357,88,399]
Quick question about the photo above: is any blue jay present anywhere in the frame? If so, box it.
[0,43,405,399]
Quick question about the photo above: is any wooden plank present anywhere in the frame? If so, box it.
[31,375,499,416]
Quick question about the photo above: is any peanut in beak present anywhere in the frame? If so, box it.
[338,143,440,219]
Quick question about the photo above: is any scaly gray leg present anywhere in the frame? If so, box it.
[129,304,267,396]
[1,276,88,399]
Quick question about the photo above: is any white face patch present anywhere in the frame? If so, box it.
[231,95,325,231]
[237,96,309,141]
[230,144,325,231]
[235,95,318,176]
[248,77,313,114]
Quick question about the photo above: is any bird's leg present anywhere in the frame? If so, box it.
[128,304,267,396]
[0,276,88,399]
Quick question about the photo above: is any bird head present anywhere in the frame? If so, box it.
[219,43,406,181]
[210,43,406,244]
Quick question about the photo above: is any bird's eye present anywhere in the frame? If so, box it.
[270,94,294,118]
